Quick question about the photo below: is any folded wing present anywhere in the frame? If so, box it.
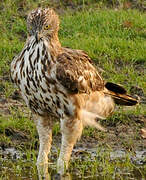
[56,48,104,93]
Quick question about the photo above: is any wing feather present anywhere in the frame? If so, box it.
[56,48,104,93]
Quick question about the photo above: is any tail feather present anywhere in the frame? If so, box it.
[105,82,138,106]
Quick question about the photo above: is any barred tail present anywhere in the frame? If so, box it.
[104,82,138,106]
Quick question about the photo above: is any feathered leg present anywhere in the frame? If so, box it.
[57,118,83,175]
[34,115,52,179]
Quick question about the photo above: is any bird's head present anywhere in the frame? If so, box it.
[27,8,60,42]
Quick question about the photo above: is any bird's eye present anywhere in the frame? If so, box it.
[44,25,50,30]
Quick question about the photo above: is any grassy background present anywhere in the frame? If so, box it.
[0,0,146,179]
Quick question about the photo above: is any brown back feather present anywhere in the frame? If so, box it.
[56,48,104,93]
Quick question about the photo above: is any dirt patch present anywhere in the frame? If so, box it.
[0,95,23,115]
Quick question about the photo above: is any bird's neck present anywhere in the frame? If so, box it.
[50,34,61,55]
[49,33,62,56]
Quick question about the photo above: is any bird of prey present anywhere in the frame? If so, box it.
[11,8,138,175]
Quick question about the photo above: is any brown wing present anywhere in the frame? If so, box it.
[56,48,104,93]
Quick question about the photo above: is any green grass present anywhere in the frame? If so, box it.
[70,149,146,179]
[60,9,146,87]
[0,0,146,179]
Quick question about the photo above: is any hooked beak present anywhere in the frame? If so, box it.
[35,31,41,43]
